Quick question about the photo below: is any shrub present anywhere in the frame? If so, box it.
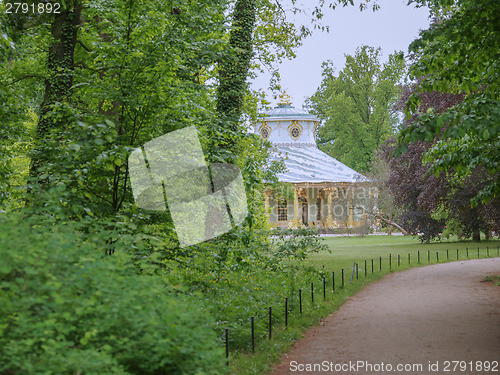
[0,213,225,375]
[271,227,329,261]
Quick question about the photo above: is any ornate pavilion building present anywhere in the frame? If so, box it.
[256,93,373,230]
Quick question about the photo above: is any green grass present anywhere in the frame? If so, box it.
[231,235,500,375]
[308,235,500,273]
[483,275,500,286]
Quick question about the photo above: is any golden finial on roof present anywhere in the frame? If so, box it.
[278,91,292,105]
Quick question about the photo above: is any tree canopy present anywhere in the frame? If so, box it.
[381,0,500,241]
[398,0,500,206]
[308,45,406,173]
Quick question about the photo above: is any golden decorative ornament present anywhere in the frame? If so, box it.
[278,91,292,105]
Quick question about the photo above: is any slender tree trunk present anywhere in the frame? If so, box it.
[29,4,82,183]
[212,0,256,162]
[375,214,408,235]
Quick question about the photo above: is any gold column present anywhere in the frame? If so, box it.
[348,207,354,228]
[325,188,336,229]
[317,190,325,225]
[288,188,302,229]
[293,188,300,228]
[327,189,333,219]
[347,187,354,228]
[294,189,299,221]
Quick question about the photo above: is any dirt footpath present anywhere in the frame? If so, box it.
[272,258,500,375]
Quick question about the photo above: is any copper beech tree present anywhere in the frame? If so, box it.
[382,79,499,242]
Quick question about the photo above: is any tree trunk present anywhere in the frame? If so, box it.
[29,4,82,183]
[472,227,481,242]
[212,0,256,162]
[484,229,491,241]
[375,214,408,236]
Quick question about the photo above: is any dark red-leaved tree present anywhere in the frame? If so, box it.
[381,78,499,242]
[380,140,444,243]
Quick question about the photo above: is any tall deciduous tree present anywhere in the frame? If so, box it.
[383,80,499,242]
[399,0,500,206]
[308,45,405,173]
[1,0,231,217]
[212,0,257,164]
[72,0,228,215]
[28,2,82,186]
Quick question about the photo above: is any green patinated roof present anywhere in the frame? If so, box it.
[265,104,318,119]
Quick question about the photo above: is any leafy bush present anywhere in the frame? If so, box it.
[195,265,323,352]
[271,227,329,261]
[159,228,327,352]
[0,213,225,375]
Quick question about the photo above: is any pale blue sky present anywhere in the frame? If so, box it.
[251,0,430,109]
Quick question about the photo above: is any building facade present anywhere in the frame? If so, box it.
[256,93,374,230]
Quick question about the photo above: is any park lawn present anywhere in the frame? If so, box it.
[307,235,500,274]
[232,235,500,375]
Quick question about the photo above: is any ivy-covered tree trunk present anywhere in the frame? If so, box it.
[29,4,82,184]
[212,0,256,163]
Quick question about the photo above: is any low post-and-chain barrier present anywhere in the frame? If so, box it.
[268,307,272,340]
[299,289,302,314]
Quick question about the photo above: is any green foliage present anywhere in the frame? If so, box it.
[399,0,500,205]
[211,0,257,165]
[0,213,225,375]
[0,102,31,209]
[29,3,83,183]
[483,275,500,286]
[1,0,230,217]
[272,227,330,261]
[238,133,285,235]
[0,26,39,209]
[217,0,256,119]
[69,0,227,214]
[174,260,324,353]
[309,45,406,172]
[154,225,329,353]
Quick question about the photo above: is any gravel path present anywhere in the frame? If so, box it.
[272,258,500,375]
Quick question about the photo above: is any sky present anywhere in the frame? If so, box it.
[251,0,431,109]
